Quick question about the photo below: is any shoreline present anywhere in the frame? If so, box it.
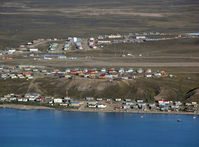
[0,104,198,115]
[0,104,54,110]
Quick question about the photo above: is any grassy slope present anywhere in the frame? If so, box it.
[1,73,198,102]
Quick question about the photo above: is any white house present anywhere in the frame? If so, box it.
[29,48,38,52]
[53,98,63,103]
[97,104,107,108]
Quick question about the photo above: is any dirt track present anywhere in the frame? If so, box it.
[1,58,199,68]
[81,61,199,67]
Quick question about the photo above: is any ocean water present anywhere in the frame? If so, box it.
[0,108,199,147]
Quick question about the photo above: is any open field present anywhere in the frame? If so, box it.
[0,0,199,102]
[0,0,199,48]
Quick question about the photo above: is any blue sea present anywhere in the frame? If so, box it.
[0,108,199,147]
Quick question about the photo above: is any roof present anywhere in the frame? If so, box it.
[36,97,44,100]
[185,33,199,36]
[71,102,80,104]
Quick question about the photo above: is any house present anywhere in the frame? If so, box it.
[35,97,45,102]
[108,34,122,39]
[10,97,17,101]
[87,70,98,74]
[53,98,63,104]
[122,77,128,80]
[101,68,106,72]
[114,106,120,110]
[137,68,143,74]
[119,68,125,73]
[154,72,162,77]
[145,68,152,73]
[160,105,169,111]
[97,40,111,44]
[23,72,32,76]
[0,97,7,101]
[105,74,113,79]
[170,105,179,109]
[58,103,68,107]
[29,48,39,52]
[115,98,121,102]
[83,68,88,73]
[192,102,197,105]
[87,102,98,108]
[97,35,104,40]
[138,103,147,109]
[84,74,90,78]
[97,104,107,108]
[136,36,146,40]
[64,97,71,103]
[185,103,192,106]
[32,69,38,72]
[158,99,170,106]
[98,74,106,79]
[108,68,116,74]
[148,103,156,109]
[28,76,33,79]
[132,105,139,109]
[145,74,152,78]
[63,43,70,50]
[85,97,94,101]
[96,98,103,101]
[8,49,16,54]
[123,102,133,105]
[22,98,28,102]
[19,45,27,50]
[124,99,131,102]
[29,97,36,101]
[76,42,83,50]
[137,100,144,103]
[126,68,133,73]
[65,68,71,73]
[17,98,22,102]
[25,93,40,99]
[24,68,31,71]
[89,44,97,49]
[174,101,182,106]
[70,69,80,75]
[122,105,131,109]
[41,70,47,73]
[70,102,81,107]
[58,55,67,59]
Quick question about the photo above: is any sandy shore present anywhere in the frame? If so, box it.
[0,104,54,110]
[0,104,198,115]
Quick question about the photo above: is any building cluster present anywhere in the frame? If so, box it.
[0,64,174,81]
[95,32,176,45]
[18,38,47,52]
[0,93,198,113]
[88,38,97,49]
[0,93,82,107]
[68,37,83,50]
[0,64,173,80]
[1,32,197,57]
[61,67,172,80]
[0,65,45,80]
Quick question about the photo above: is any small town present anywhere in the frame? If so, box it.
[1,0,199,146]
[0,64,172,81]
[0,92,198,114]
[1,32,198,56]
[0,31,198,113]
